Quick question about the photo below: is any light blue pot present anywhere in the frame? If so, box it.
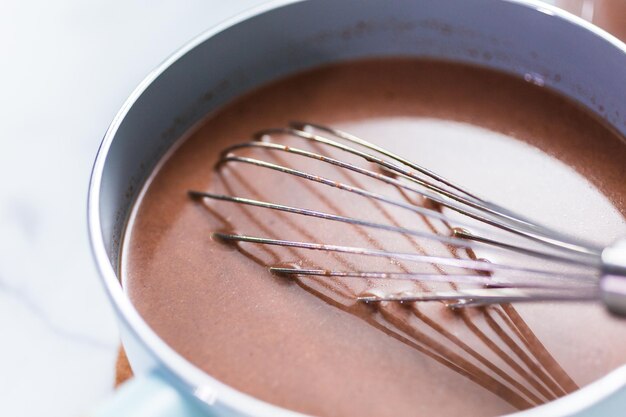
[87,0,626,415]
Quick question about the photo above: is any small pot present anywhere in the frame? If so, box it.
[88,1,626,416]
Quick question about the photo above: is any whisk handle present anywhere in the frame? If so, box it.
[601,239,626,317]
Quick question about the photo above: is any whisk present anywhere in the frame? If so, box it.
[188,122,626,316]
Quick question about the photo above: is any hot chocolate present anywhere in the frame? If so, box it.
[122,59,626,417]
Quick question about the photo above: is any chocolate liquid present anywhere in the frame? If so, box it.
[122,60,626,417]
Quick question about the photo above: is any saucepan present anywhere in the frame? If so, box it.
[87,0,626,415]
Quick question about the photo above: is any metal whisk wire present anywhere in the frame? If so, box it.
[189,122,626,313]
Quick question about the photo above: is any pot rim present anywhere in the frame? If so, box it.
[87,1,626,416]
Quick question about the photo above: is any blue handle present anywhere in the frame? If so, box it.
[93,370,212,417]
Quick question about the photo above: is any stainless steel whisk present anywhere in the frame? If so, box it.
[189,122,626,316]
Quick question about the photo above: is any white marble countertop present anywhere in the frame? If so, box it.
[0,2,265,416]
